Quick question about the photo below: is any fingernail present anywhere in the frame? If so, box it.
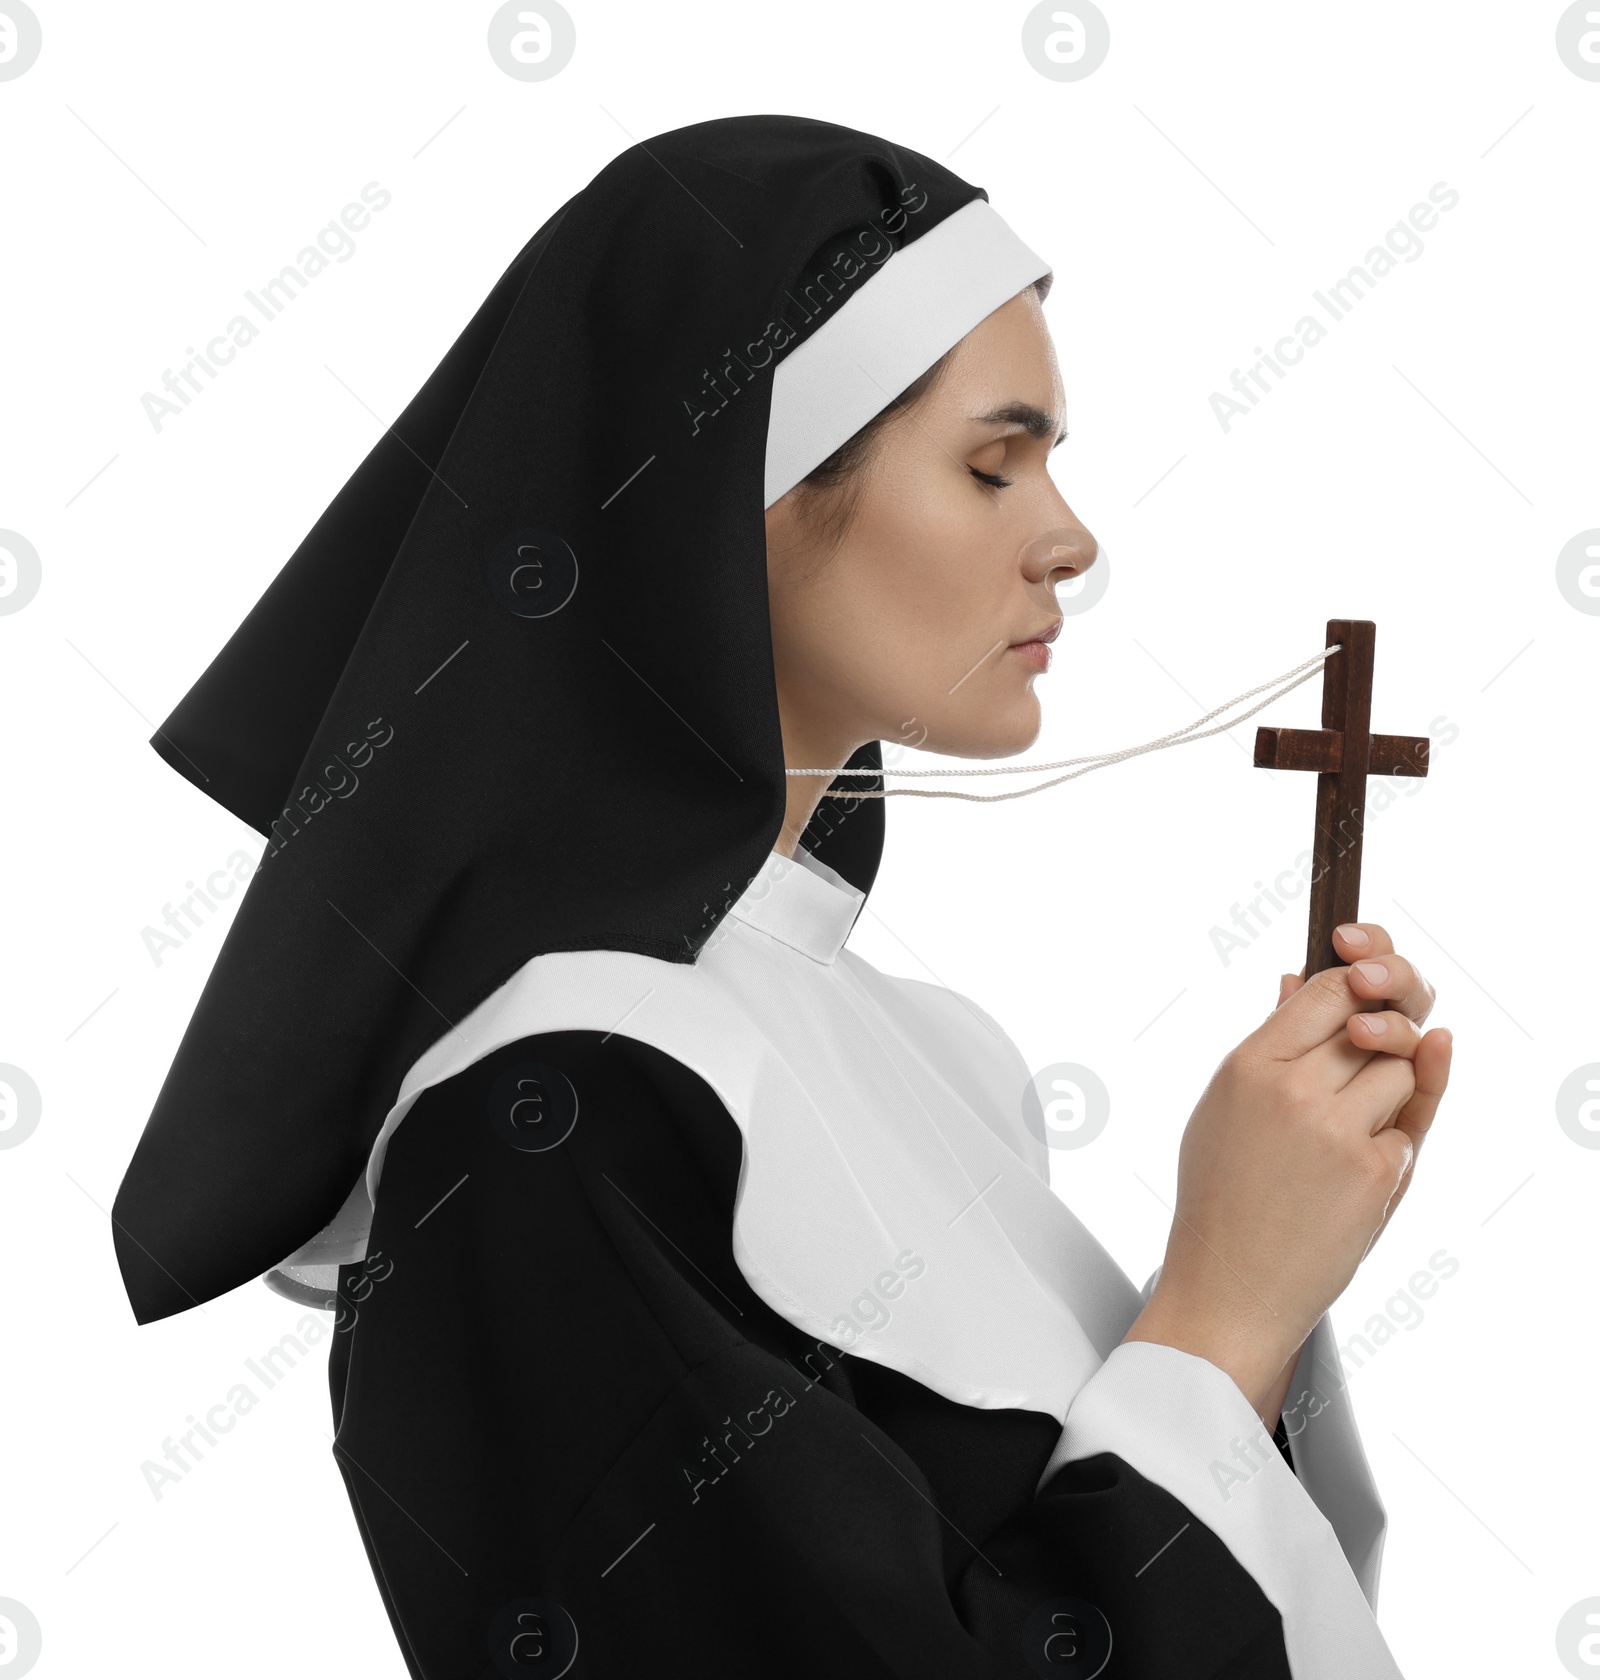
[1336,924,1369,947]
[1362,1013,1389,1035]
[1355,960,1389,986]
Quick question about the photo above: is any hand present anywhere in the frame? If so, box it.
[1275,922,1451,1257]
[1124,921,1453,1416]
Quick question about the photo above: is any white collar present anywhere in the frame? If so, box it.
[724,845,865,964]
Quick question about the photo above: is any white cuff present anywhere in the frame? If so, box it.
[1035,1336,1402,1680]
[1123,1266,1387,1607]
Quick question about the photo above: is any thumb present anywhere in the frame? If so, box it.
[1369,1124,1415,1195]
[1359,1126,1416,1260]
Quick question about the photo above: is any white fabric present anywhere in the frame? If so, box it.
[1122,1263,1389,1618]
[270,845,1396,1677]
[1043,1338,1398,1678]
[1280,1309,1390,1605]
[763,197,1052,507]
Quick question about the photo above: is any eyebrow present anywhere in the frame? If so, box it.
[974,401,1069,449]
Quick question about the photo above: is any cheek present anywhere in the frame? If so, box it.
[835,495,1020,720]
[857,480,998,629]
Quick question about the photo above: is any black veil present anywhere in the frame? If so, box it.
[112,115,1021,1324]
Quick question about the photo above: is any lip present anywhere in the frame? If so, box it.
[1006,617,1061,675]
[1007,617,1062,649]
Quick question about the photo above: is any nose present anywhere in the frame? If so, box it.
[1020,519,1098,587]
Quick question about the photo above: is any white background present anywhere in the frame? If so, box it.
[2,3,1596,1676]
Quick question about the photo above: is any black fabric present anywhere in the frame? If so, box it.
[111,114,1003,1324]
[328,1032,1291,1679]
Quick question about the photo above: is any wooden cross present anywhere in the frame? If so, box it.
[1253,620,1430,978]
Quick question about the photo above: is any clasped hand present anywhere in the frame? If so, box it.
[1125,921,1453,1422]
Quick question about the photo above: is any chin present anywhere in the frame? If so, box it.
[921,693,1042,762]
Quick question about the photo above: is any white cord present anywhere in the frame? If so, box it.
[787,642,1340,803]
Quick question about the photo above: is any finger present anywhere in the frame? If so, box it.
[1368,1120,1415,1196]
[1331,922,1395,961]
[1331,1055,1418,1256]
[1365,1028,1452,1250]
[1345,951,1438,1028]
[1359,1143,1413,1263]
[1336,1046,1419,1140]
[1276,972,1305,1008]
[1242,963,1389,1062]
[1294,1006,1425,1092]
[1343,1008,1425,1060]
[1388,1027,1452,1160]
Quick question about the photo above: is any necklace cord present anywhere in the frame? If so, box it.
[786,642,1342,803]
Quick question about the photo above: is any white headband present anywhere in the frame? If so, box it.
[763,197,1052,509]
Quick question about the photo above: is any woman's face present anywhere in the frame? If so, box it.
[765,287,1098,768]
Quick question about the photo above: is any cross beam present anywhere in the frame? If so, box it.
[1254,620,1430,978]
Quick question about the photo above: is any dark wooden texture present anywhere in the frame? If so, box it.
[1253,620,1430,978]
[1252,728,1430,778]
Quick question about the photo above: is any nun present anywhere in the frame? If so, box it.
[112,115,1450,1678]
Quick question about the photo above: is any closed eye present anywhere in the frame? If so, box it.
[969,466,1014,490]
